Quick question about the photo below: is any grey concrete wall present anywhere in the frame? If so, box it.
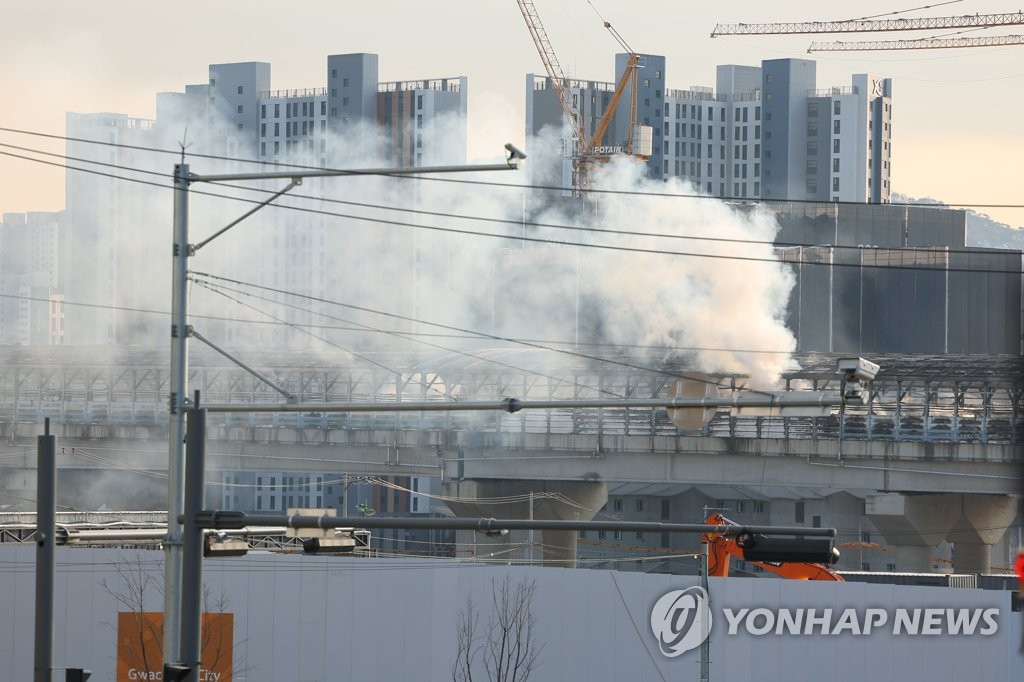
[0,547,1018,681]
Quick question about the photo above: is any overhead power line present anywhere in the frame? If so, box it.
[2,125,1024,212]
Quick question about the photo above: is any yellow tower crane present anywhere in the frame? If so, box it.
[516,0,650,195]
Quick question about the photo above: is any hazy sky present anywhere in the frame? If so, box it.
[1,0,1023,227]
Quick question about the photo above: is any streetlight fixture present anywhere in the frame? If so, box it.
[164,146,525,676]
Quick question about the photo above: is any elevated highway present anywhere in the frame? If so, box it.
[0,346,1018,571]
[0,346,1018,492]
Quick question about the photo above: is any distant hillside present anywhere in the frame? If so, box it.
[892,193,1024,251]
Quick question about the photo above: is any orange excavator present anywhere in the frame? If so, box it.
[703,513,844,581]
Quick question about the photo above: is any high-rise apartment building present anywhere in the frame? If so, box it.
[527,56,892,203]
[61,53,468,346]
[0,212,64,345]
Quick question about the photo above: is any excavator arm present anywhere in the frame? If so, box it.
[703,513,845,582]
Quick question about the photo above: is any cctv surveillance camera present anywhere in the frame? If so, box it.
[836,357,879,383]
[504,143,527,160]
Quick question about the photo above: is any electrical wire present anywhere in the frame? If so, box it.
[1,142,1020,275]
[2,125,1022,217]
[191,275,626,399]
[189,270,770,395]
[189,279,455,400]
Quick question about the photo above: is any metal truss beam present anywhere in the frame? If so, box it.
[712,11,1024,36]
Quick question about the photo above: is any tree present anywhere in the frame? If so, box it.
[452,576,542,682]
[100,554,247,679]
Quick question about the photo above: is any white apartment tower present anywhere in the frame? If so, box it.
[526,56,892,203]
[60,53,468,347]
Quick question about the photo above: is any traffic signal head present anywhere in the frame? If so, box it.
[740,534,840,565]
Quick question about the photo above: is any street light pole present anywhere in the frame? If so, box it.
[164,163,191,662]
[163,149,524,671]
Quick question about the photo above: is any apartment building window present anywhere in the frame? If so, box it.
[813,515,822,528]
[754,162,760,177]
[321,101,327,115]
[598,530,606,540]
[861,530,871,543]
[720,144,725,159]
[834,100,841,115]
[742,107,749,123]
[742,127,748,141]
[236,105,243,114]
[274,141,279,154]
[741,146,747,160]
[833,177,840,191]
[237,123,243,131]
[260,123,266,137]
[887,563,897,572]
[707,163,712,176]
[736,501,746,513]
[706,181,712,193]
[833,139,841,153]
[862,562,871,571]
[260,104,266,118]
[343,77,349,86]
[613,499,623,512]
[833,119,841,134]
[274,103,280,118]
[754,144,760,158]
[613,531,623,540]
[733,183,739,195]
[833,158,840,172]
[636,531,645,541]
[753,181,760,194]
[795,501,805,523]
[256,497,262,510]
[269,496,276,510]
[707,125,712,139]
[707,106,712,120]
[734,125,740,139]
[260,142,265,155]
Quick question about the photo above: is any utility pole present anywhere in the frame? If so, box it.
[34,418,55,682]
[162,148,525,673]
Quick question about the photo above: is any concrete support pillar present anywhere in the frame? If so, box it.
[867,492,1019,574]
[866,493,960,572]
[443,479,608,568]
[947,494,1019,574]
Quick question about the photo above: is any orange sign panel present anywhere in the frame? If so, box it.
[116,611,233,681]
